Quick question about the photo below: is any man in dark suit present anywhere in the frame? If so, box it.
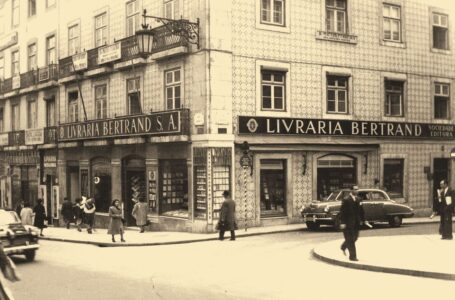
[218,190,237,241]
[340,185,365,261]
[438,179,453,240]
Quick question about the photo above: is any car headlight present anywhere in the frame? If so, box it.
[324,206,330,213]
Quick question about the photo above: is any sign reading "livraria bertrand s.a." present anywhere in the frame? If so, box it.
[238,116,455,139]
[59,111,181,141]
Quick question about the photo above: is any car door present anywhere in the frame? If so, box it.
[368,191,387,220]
[358,191,374,220]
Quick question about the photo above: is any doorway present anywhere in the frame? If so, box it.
[260,159,287,217]
[317,154,356,200]
[123,156,146,226]
[433,158,449,204]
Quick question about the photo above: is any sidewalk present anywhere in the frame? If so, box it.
[39,217,438,247]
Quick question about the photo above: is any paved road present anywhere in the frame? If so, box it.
[7,223,454,300]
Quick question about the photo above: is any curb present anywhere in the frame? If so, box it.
[311,248,455,281]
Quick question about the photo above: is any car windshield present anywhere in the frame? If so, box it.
[323,191,350,201]
[0,210,20,226]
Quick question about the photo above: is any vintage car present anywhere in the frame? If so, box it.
[300,188,414,230]
[0,209,40,261]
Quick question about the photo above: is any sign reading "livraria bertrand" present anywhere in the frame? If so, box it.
[238,116,455,139]
[59,111,181,141]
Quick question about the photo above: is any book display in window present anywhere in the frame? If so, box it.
[159,160,188,218]
[212,166,230,219]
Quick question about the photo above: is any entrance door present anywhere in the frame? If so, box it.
[260,160,286,217]
[317,155,356,200]
[433,158,449,204]
[123,157,146,226]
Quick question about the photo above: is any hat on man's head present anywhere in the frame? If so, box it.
[352,185,359,191]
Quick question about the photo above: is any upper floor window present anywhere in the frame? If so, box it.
[28,0,36,17]
[27,43,37,71]
[385,80,404,117]
[433,13,449,50]
[95,13,108,47]
[12,0,19,27]
[164,0,180,19]
[0,108,3,132]
[126,0,140,37]
[27,95,37,129]
[68,24,80,56]
[326,0,346,33]
[68,90,79,123]
[165,69,182,109]
[46,0,56,8]
[11,103,20,131]
[46,97,56,126]
[383,4,401,42]
[261,70,285,111]
[95,84,107,119]
[434,83,450,119]
[11,50,19,76]
[261,0,285,26]
[127,78,142,114]
[0,56,4,80]
[46,35,56,65]
[327,75,348,114]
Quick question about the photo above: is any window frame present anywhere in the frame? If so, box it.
[12,0,20,28]
[94,83,108,119]
[68,23,80,56]
[126,0,140,37]
[67,89,79,123]
[27,94,38,129]
[261,70,286,112]
[260,0,285,27]
[325,0,347,34]
[46,35,56,65]
[384,79,404,117]
[95,12,108,48]
[11,50,19,77]
[434,82,451,120]
[164,0,180,19]
[256,0,290,33]
[28,0,36,17]
[432,12,449,51]
[383,158,404,198]
[165,68,182,110]
[27,43,37,71]
[382,3,402,43]
[127,77,142,115]
[46,97,56,127]
[326,75,349,114]
[11,102,20,131]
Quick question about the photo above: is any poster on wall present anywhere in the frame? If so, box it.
[52,185,59,219]
[39,185,47,216]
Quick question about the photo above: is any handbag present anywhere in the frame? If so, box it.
[215,221,225,230]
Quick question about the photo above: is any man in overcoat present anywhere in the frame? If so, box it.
[218,190,237,241]
[438,179,454,240]
[339,185,365,261]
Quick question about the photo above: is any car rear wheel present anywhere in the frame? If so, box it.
[25,250,36,262]
[388,216,402,227]
[306,222,320,231]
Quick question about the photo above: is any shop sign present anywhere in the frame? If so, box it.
[58,111,182,141]
[98,42,121,64]
[25,128,44,145]
[0,31,18,51]
[44,153,57,168]
[0,133,9,146]
[5,150,39,165]
[238,116,455,139]
[12,76,20,89]
[72,52,88,71]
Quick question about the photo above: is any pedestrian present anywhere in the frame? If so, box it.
[217,190,237,241]
[108,199,125,242]
[19,202,33,226]
[438,179,453,240]
[14,201,23,220]
[430,188,442,219]
[61,197,74,229]
[339,185,365,261]
[132,198,148,233]
[73,198,84,232]
[33,199,47,237]
[0,243,20,300]
[83,197,96,234]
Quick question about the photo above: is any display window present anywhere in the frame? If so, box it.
[260,159,286,217]
[159,160,188,218]
[317,154,356,200]
[383,159,404,198]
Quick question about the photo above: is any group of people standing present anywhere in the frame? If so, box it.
[61,197,96,234]
[15,199,47,236]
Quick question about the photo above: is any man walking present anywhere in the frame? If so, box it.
[340,185,365,261]
[218,190,237,241]
[438,179,453,240]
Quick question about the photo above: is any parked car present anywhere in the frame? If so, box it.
[0,209,40,261]
[300,188,414,230]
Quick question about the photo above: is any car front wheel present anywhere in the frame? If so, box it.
[388,216,402,227]
[306,222,320,231]
[25,250,36,262]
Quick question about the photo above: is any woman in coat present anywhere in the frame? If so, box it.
[132,198,148,233]
[33,199,47,236]
[19,202,33,226]
[218,190,237,241]
[108,199,125,242]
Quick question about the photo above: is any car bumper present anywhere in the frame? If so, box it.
[302,213,335,223]
[4,244,39,255]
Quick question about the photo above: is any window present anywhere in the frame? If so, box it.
[126,0,140,37]
[433,13,449,50]
[12,0,19,27]
[383,159,404,197]
[260,159,287,217]
[95,84,107,119]
[165,69,182,109]
[68,91,79,122]
[261,70,285,111]
[27,43,37,71]
[327,75,348,113]
[164,0,180,19]
[27,95,37,129]
[46,98,55,126]
[159,160,188,217]
[383,4,401,42]
[28,0,36,17]
[127,78,141,114]
[385,80,404,117]
[11,103,20,131]
[0,56,4,80]
[46,0,56,8]
[326,0,346,33]
[261,0,285,26]
[95,13,108,47]
[11,50,19,76]
[46,35,56,65]
[68,24,80,56]
[0,108,3,132]
[434,83,450,119]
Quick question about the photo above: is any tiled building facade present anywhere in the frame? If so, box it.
[0,0,454,232]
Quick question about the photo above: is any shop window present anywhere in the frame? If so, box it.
[261,70,286,111]
[317,154,356,199]
[383,159,404,198]
[68,90,79,122]
[260,159,286,217]
[434,82,450,119]
[27,94,37,129]
[327,75,348,114]
[127,77,141,115]
[91,157,112,213]
[159,160,188,218]
[95,84,107,119]
[326,0,347,33]
[126,0,140,37]
[383,3,401,42]
[95,12,108,47]
[433,13,449,50]
[260,0,285,26]
[165,68,182,110]
[384,80,404,117]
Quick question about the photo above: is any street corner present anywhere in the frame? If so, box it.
[312,235,455,281]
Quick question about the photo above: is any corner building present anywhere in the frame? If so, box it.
[0,0,454,232]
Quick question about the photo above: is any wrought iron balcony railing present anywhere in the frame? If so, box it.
[151,24,188,54]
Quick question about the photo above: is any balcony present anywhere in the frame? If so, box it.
[1,78,12,94]
[59,56,74,78]
[150,24,189,60]
[37,64,58,84]
[20,69,37,88]
[44,126,58,144]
